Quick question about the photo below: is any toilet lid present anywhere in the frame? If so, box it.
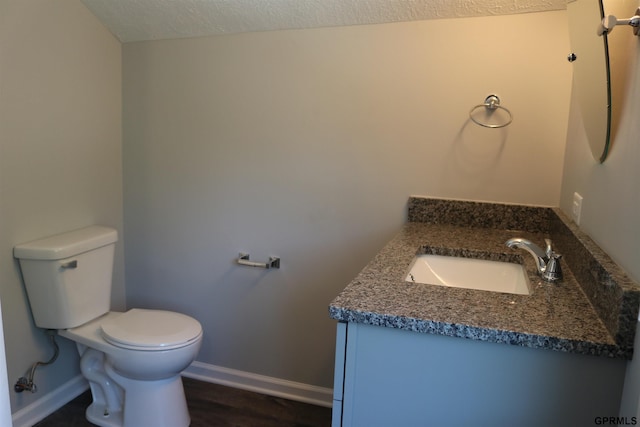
[101,309,202,350]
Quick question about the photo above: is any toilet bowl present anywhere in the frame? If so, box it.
[13,226,203,427]
[59,309,202,427]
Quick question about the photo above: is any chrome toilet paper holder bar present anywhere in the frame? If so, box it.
[237,253,280,269]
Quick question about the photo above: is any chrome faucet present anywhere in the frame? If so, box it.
[506,237,562,282]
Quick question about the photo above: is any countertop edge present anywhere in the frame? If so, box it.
[328,306,628,359]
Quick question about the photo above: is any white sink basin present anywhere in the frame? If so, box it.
[405,254,530,295]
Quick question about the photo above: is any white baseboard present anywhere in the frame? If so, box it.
[12,374,88,427]
[182,361,333,408]
[10,362,332,427]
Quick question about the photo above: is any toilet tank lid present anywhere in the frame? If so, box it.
[14,226,118,260]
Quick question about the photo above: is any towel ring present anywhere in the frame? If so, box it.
[469,95,513,129]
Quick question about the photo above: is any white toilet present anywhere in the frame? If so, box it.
[14,226,203,427]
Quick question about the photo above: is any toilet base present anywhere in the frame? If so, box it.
[84,374,189,427]
[104,364,190,427]
[80,348,191,427]
[86,402,123,427]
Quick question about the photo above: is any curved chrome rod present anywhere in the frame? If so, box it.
[598,9,640,36]
[469,94,513,129]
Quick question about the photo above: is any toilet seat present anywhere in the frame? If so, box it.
[101,309,202,351]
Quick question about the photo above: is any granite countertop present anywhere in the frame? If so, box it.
[329,197,640,359]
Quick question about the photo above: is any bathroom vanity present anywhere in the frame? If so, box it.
[329,197,640,427]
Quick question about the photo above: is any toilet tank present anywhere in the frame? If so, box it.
[14,226,118,329]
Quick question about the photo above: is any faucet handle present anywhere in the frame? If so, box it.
[543,252,563,282]
[543,239,562,281]
[544,238,554,258]
[544,238,562,259]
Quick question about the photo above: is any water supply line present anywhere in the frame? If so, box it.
[15,329,59,393]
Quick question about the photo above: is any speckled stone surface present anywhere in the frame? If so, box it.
[550,208,640,352]
[329,197,640,359]
[407,196,551,232]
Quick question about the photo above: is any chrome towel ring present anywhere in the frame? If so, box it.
[469,94,513,129]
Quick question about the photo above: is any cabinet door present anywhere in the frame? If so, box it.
[331,322,347,427]
[340,322,625,427]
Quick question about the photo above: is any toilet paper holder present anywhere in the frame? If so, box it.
[237,252,280,269]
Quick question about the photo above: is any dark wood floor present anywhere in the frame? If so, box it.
[34,377,332,427]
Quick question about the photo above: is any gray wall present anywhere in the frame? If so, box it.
[123,11,571,388]
[0,0,123,414]
[560,0,640,418]
[560,0,640,284]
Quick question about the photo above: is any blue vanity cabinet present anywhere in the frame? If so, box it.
[331,322,627,427]
[331,322,347,426]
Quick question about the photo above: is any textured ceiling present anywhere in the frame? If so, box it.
[82,0,568,43]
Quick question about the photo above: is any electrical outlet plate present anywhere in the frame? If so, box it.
[572,192,583,225]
